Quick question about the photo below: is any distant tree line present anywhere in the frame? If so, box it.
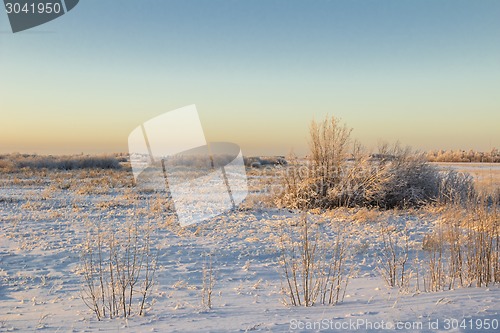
[426,149,500,163]
[0,153,124,171]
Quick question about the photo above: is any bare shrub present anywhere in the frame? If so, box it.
[377,223,410,289]
[278,214,352,306]
[201,252,216,310]
[421,197,499,291]
[422,227,446,292]
[80,218,157,320]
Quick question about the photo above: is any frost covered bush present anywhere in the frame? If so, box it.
[370,145,441,208]
[438,170,476,205]
[276,116,472,210]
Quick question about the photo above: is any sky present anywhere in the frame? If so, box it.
[0,0,499,156]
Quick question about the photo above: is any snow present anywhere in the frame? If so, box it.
[0,169,499,332]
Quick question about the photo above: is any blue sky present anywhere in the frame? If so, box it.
[1,0,499,155]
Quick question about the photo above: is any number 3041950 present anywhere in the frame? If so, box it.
[5,2,62,14]
[443,318,499,330]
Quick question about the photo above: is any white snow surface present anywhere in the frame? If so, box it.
[0,171,499,332]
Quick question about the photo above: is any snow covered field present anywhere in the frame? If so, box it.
[1,167,499,332]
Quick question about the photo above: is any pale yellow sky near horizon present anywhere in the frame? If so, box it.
[1,1,499,156]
